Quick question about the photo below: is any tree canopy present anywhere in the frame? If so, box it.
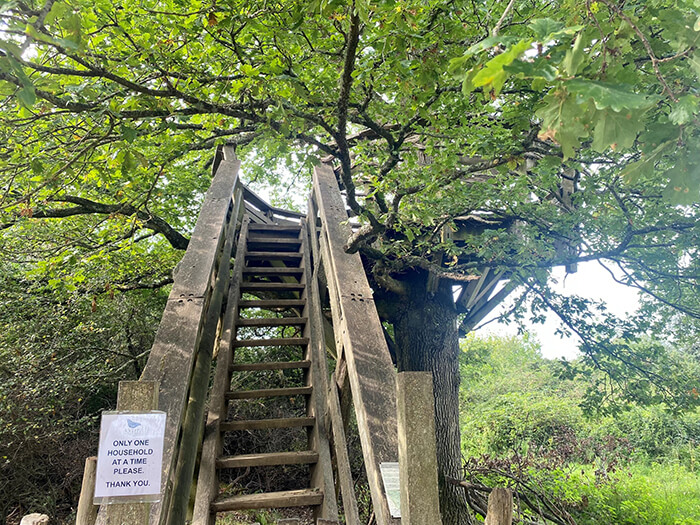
[1,0,699,522]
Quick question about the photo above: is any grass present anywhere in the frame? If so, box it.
[565,462,700,525]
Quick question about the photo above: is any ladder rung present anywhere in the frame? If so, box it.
[216,450,318,469]
[234,337,309,347]
[240,282,305,291]
[220,416,315,432]
[247,236,301,244]
[246,251,302,259]
[230,360,311,372]
[248,224,302,232]
[237,317,307,327]
[211,488,323,512]
[243,267,304,275]
[239,299,306,308]
[225,386,312,400]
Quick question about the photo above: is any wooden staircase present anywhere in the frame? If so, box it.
[192,219,332,524]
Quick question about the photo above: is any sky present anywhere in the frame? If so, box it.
[476,261,642,360]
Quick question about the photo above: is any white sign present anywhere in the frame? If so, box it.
[380,462,401,518]
[94,411,166,504]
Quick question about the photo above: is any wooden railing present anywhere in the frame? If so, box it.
[78,151,445,525]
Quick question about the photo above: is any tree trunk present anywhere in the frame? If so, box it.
[382,274,473,525]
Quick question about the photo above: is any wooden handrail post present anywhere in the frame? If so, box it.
[397,372,442,525]
[95,381,159,525]
[75,457,98,525]
[485,488,513,525]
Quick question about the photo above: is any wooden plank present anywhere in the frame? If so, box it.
[169,193,239,525]
[246,251,303,260]
[230,360,311,372]
[216,450,319,468]
[313,163,400,525]
[225,386,312,400]
[239,298,306,307]
[326,382,361,525]
[240,282,305,291]
[247,236,301,245]
[248,223,302,231]
[233,337,309,347]
[192,219,250,525]
[301,217,339,521]
[211,489,323,512]
[121,158,240,525]
[220,417,315,432]
[243,267,305,275]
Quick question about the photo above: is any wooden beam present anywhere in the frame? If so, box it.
[313,163,400,525]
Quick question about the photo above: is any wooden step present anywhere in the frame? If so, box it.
[210,488,323,512]
[248,224,302,232]
[220,416,315,432]
[243,267,304,275]
[225,386,312,400]
[240,282,305,291]
[246,251,303,260]
[248,237,301,246]
[237,317,307,327]
[234,337,309,347]
[239,299,306,309]
[230,360,311,372]
[216,450,319,469]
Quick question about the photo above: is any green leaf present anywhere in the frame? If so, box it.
[662,155,700,205]
[567,79,657,111]
[120,151,137,174]
[668,95,699,125]
[562,32,586,76]
[529,18,565,39]
[505,59,558,81]
[17,85,36,108]
[468,39,533,95]
[120,125,138,143]
[30,159,44,175]
[535,88,590,159]
[591,109,645,152]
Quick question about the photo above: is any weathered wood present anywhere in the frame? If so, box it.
[216,450,319,468]
[211,489,323,512]
[313,163,400,525]
[96,381,159,525]
[192,219,250,525]
[75,457,98,525]
[240,282,305,291]
[326,381,360,525]
[246,251,303,260]
[169,190,239,525]
[237,317,307,327]
[301,217,339,521]
[220,417,315,432]
[230,360,311,371]
[225,386,312,399]
[233,337,309,347]
[248,223,302,231]
[484,488,514,525]
[397,372,442,525]
[243,267,305,275]
[239,299,306,309]
[129,156,240,525]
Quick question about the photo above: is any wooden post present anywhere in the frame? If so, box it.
[95,381,159,525]
[484,488,513,525]
[75,457,98,525]
[397,372,442,525]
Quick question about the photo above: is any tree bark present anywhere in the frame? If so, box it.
[379,273,473,525]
